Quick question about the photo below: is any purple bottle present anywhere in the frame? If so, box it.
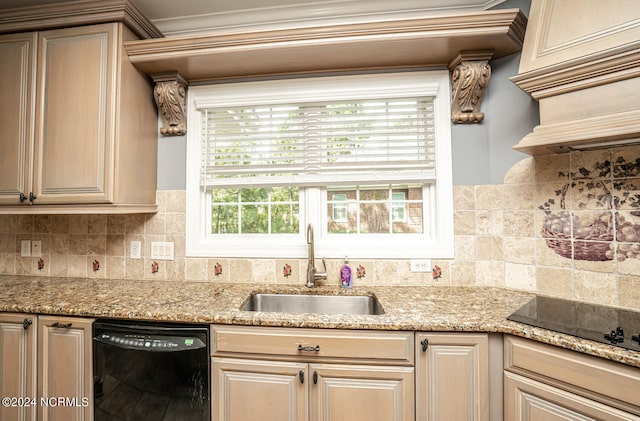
[340,257,352,288]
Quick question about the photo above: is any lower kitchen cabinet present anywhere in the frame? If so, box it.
[38,316,94,421]
[503,335,640,420]
[310,363,413,421]
[0,314,94,421]
[416,332,501,421]
[504,371,636,420]
[210,325,415,421]
[212,357,413,421]
[212,358,308,421]
[0,313,37,421]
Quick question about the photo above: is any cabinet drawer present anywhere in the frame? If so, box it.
[211,325,413,365]
[504,335,640,410]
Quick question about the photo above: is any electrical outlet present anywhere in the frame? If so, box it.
[20,240,31,257]
[410,259,431,272]
[130,241,142,259]
[31,240,42,257]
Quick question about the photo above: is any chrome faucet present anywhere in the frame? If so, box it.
[306,223,327,288]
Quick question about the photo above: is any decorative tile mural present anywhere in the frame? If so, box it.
[538,147,640,262]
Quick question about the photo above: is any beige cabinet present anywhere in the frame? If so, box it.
[212,359,413,421]
[212,357,308,421]
[0,313,37,421]
[0,314,93,421]
[0,33,36,208]
[0,22,157,213]
[310,363,413,421]
[504,372,636,420]
[211,325,414,421]
[504,335,640,420]
[416,332,495,421]
[37,316,94,421]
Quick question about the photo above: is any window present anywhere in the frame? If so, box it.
[391,191,407,223]
[331,194,348,222]
[186,72,453,258]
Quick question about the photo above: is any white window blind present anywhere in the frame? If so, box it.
[199,97,436,189]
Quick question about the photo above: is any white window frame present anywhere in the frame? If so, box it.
[186,71,453,259]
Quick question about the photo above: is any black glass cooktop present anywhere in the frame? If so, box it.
[508,296,640,352]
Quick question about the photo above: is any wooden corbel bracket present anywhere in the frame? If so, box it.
[152,72,188,136]
[449,51,494,124]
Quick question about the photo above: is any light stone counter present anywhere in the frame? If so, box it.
[0,275,638,368]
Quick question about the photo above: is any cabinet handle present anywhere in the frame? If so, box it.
[23,318,33,329]
[20,192,37,204]
[313,371,318,385]
[298,370,304,384]
[298,345,320,352]
[51,322,72,329]
[420,338,429,352]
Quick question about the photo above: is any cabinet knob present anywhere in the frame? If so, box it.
[20,192,37,204]
[298,370,304,384]
[23,318,33,329]
[313,371,318,385]
[51,322,72,329]
[420,338,429,352]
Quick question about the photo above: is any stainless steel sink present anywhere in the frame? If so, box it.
[240,293,384,315]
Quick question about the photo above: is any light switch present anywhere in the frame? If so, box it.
[130,241,142,259]
[151,241,174,260]
[20,240,31,257]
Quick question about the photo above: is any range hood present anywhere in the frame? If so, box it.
[511,0,640,156]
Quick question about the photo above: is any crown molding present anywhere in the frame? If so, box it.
[149,0,507,36]
[0,0,162,39]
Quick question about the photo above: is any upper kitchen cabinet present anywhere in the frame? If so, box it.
[0,0,162,213]
[511,0,640,155]
[0,32,36,208]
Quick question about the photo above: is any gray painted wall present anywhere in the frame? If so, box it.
[156,0,537,190]
[452,0,538,185]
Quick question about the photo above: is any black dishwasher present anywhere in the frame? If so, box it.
[93,320,210,421]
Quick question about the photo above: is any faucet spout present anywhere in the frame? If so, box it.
[306,223,326,288]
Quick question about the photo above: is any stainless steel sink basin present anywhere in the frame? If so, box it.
[240,293,384,315]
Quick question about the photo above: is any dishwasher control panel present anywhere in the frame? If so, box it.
[94,331,206,352]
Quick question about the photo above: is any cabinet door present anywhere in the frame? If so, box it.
[0,33,35,205]
[504,371,636,421]
[33,24,116,204]
[212,357,308,421]
[416,332,489,421]
[310,363,414,421]
[37,316,93,421]
[0,313,37,421]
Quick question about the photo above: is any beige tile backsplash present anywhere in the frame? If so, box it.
[0,147,639,311]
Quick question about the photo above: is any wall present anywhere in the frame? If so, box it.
[1,146,639,311]
[1,0,638,311]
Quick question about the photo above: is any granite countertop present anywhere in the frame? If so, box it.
[0,275,638,368]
